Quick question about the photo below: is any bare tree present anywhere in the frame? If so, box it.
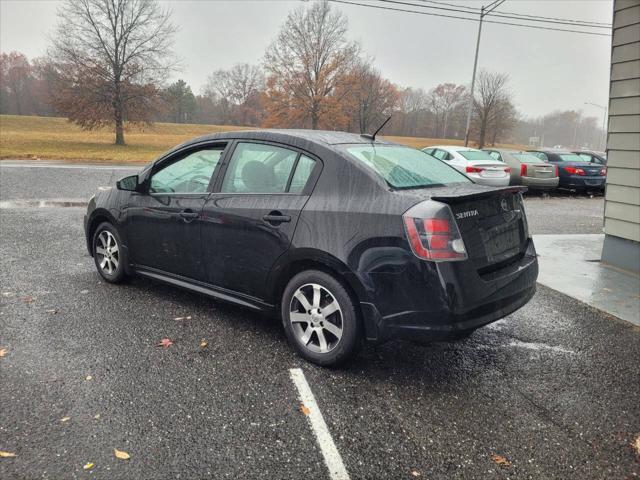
[427,83,467,138]
[205,64,265,125]
[472,70,510,148]
[487,97,517,146]
[50,0,177,145]
[263,0,359,129]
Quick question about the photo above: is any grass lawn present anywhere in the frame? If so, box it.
[0,115,526,163]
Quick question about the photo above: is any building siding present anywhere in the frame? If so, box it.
[602,0,640,271]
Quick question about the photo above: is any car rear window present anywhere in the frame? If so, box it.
[513,153,546,164]
[343,145,470,189]
[559,153,588,162]
[458,150,498,161]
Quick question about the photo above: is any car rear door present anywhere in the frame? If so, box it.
[126,143,227,281]
[200,141,321,301]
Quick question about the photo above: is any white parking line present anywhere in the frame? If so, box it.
[289,368,350,480]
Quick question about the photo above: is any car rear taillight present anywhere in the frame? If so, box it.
[564,166,586,176]
[520,164,527,176]
[403,203,467,262]
[600,167,607,176]
[465,166,484,173]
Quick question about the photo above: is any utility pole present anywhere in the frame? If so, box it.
[463,0,506,147]
[584,102,608,151]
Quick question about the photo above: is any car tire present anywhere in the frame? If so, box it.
[92,222,126,283]
[282,270,361,367]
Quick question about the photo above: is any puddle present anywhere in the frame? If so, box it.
[0,199,88,209]
[508,340,574,354]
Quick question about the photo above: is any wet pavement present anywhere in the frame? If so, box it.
[1,162,639,479]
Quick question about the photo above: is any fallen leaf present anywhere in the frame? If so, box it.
[45,309,57,314]
[21,296,34,303]
[634,435,640,457]
[173,317,184,321]
[0,451,17,458]
[411,470,421,477]
[60,417,71,422]
[300,404,311,416]
[156,338,173,348]
[199,339,208,349]
[186,316,192,320]
[0,348,7,358]
[83,462,94,470]
[491,454,512,467]
[1,292,14,297]
[80,290,89,294]
[114,448,130,460]
[94,414,100,419]
[85,375,93,381]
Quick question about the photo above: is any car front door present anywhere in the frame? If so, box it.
[201,141,320,301]
[126,143,227,281]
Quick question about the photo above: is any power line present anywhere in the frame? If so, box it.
[414,0,611,27]
[329,0,611,37]
[377,0,611,29]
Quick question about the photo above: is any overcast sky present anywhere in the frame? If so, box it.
[0,0,613,119]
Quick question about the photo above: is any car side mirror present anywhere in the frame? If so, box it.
[116,175,140,192]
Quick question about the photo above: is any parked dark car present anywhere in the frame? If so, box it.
[572,150,607,165]
[527,149,606,191]
[84,130,538,366]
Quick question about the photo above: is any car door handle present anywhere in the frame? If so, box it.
[263,212,291,225]
[179,210,199,221]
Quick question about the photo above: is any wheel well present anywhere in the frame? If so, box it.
[273,259,362,316]
[87,215,111,255]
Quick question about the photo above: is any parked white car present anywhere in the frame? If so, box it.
[422,146,511,187]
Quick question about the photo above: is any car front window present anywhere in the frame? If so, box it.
[150,148,223,194]
[343,145,470,189]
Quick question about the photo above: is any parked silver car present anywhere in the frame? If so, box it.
[483,148,559,190]
[422,146,511,187]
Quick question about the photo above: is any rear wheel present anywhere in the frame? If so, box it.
[92,222,126,283]
[282,270,361,367]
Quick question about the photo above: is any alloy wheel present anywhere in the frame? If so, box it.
[289,283,343,353]
[96,230,119,275]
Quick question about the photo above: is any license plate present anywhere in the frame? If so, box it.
[481,169,503,178]
[481,223,521,262]
[585,179,604,186]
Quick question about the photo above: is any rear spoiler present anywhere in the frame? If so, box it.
[431,186,527,204]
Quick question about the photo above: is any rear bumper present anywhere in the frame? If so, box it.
[522,176,559,190]
[560,175,605,190]
[359,239,538,342]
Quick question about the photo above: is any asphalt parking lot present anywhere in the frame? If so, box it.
[1,163,638,479]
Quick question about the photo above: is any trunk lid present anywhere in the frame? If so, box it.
[430,185,529,272]
[524,162,556,179]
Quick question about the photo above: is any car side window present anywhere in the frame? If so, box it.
[221,142,299,193]
[150,148,223,194]
[289,155,317,194]
[432,149,447,160]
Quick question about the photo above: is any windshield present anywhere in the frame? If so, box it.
[559,153,588,163]
[459,150,499,161]
[343,145,470,189]
[513,153,546,164]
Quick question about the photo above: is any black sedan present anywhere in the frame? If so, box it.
[84,130,538,366]
[528,149,606,191]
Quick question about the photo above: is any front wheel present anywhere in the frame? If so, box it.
[281,270,361,367]
[92,222,126,283]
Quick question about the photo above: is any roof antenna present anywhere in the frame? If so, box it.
[361,115,392,142]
